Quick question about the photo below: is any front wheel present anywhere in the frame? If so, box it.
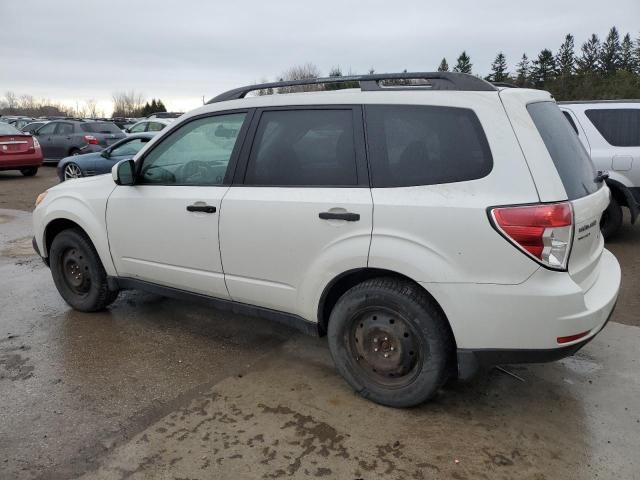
[20,167,38,177]
[49,229,119,312]
[600,196,623,240]
[63,162,83,181]
[327,277,453,408]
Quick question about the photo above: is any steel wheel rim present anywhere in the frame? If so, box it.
[61,247,91,296]
[64,164,81,180]
[347,306,423,387]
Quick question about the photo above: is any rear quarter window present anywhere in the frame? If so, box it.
[82,122,122,134]
[365,105,493,187]
[528,102,598,200]
[585,108,640,147]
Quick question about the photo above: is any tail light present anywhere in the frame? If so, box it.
[33,136,41,149]
[83,135,98,145]
[490,202,573,270]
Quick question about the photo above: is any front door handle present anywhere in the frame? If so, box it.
[186,204,216,213]
[319,211,360,221]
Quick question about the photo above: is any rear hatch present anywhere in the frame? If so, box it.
[524,99,607,290]
[0,133,36,159]
[82,122,126,147]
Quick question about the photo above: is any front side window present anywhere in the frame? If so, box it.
[365,105,493,187]
[140,113,246,186]
[110,138,148,157]
[37,123,57,135]
[147,122,165,132]
[585,108,640,147]
[129,122,147,133]
[245,109,358,186]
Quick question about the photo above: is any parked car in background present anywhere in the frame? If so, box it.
[33,119,126,162]
[109,118,138,133]
[559,101,640,238]
[125,118,173,134]
[57,133,155,181]
[21,120,50,134]
[9,117,36,130]
[0,122,43,176]
[33,73,620,408]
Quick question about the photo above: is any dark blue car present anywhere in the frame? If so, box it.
[57,133,155,181]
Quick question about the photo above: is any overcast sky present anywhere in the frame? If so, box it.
[1,0,638,115]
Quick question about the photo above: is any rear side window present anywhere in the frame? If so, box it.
[585,108,640,147]
[528,102,598,200]
[245,109,358,186]
[82,122,122,134]
[365,105,493,187]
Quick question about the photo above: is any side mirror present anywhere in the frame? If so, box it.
[112,159,135,185]
[33,130,40,136]
[101,149,111,159]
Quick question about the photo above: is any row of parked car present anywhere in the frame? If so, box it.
[0,113,183,180]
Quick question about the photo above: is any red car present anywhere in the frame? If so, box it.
[0,122,43,176]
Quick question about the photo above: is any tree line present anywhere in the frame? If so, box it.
[262,27,640,100]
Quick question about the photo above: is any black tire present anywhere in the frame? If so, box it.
[600,196,623,240]
[327,277,453,408]
[49,228,119,312]
[20,167,38,177]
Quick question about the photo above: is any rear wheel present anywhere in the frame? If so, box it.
[327,277,453,408]
[49,229,118,312]
[600,196,622,240]
[69,148,81,156]
[20,167,38,177]
[63,163,83,181]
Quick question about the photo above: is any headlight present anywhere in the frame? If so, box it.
[35,191,48,207]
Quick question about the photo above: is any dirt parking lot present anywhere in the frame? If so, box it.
[1,167,639,479]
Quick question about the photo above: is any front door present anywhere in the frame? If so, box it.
[219,107,372,319]
[35,122,58,159]
[106,111,250,298]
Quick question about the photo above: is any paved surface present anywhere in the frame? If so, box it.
[0,174,639,479]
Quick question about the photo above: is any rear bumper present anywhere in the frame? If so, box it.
[0,151,43,170]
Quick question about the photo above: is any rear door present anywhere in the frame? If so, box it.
[219,106,372,319]
[526,101,607,290]
[51,122,75,158]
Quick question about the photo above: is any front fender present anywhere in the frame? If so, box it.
[33,192,116,276]
[606,178,638,224]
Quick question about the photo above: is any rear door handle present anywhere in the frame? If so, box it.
[319,212,360,221]
[186,204,216,213]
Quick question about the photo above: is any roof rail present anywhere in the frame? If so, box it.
[492,81,519,88]
[208,72,496,103]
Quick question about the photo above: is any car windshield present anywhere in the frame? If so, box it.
[0,123,22,135]
[82,122,123,134]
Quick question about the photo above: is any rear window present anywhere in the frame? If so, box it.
[528,102,598,200]
[585,108,640,147]
[82,122,122,134]
[0,123,21,135]
[365,105,493,187]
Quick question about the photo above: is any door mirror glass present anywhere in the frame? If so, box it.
[101,149,111,159]
[112,159,135,185]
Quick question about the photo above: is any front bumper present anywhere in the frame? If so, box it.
[32,236,49,266]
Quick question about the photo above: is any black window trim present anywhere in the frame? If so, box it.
[362,103,494,188]
[232,104,370,188]
[133,108,254,187]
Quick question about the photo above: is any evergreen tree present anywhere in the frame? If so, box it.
[156,99,167,112]
[437,58,449,72]
[531,49,556,86]
[600,26,621,74]
[576,34,601,74]
[634,34,640,74]
[453,51,472,74]
[488,52,508,82]
[556,34,575,77]
[620,33,635,72]
[515,53,530,86]
[150,99,158,113]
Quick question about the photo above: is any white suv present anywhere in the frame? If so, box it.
[559,101,640,238]
[32,73,620,407]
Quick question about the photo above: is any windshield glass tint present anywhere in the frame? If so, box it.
[528,101,598,200]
